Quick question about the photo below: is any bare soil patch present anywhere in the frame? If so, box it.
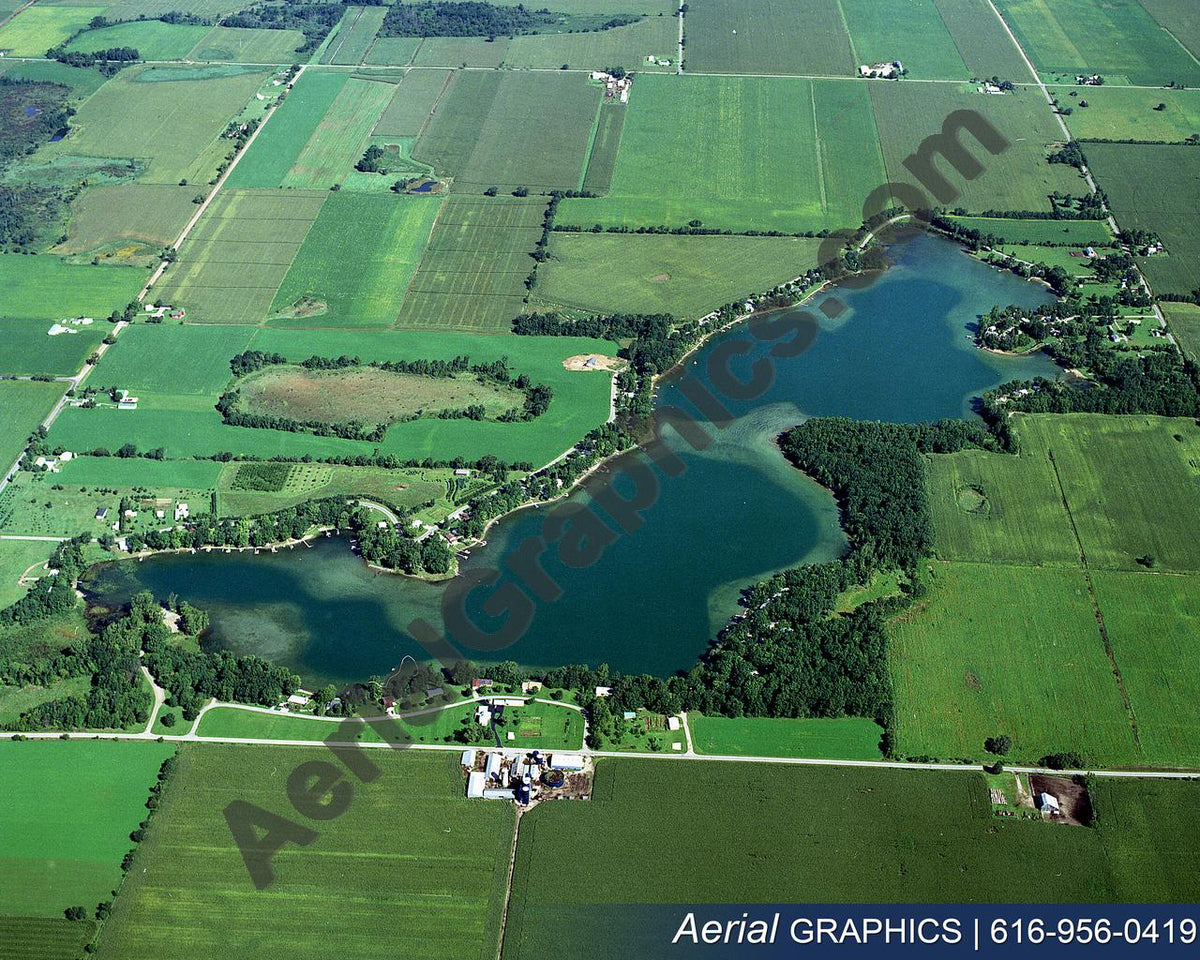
[1030,774,1094,826]
[563,354,623,371]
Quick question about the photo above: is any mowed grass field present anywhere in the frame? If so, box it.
[281,77,394,189]
[1,317,107,377]
[0,5,103,55]
[269,192,441,326]
[396,195,545,333]
[1063,87,1200,141]
[92,745,515,960]
[869,82,1083,214]
[63,19,210,60]
[558,74,886,233]
[689,714,883,759]
[505,759,1200,957]
[42,64,269,185]
[993,0,1200,86]
[1084,141,1200,295]
[840,0,968,79]
[0,741,174,916]
[888,561,1139,765]
[0,256,144,320]
[534,233,822,318]
[154,189,327,323]
[50,324,617,465]
[413,71,600,192]
[372,68,450,137]
[682,0,853,75]
[225,70,348,188]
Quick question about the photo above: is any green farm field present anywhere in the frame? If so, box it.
[225,70,348,189]
[689,714,884,759]
[55,183,199,264]
[504,15,677,71]
[413,71,600,192]
[396,196,546,333]
[993,0,1200,86]
[930,0,1034,80]
[1084,141,1200,296]
[558,74,886,233]
[42,64,269,185]
[92,745,516,960]
[281,77,393,189]
[682,0,853,75]
[1163,301,1200,360]
[409,36,510,68]
[1,317,106,377]
[888,560,1139,765]
[55,454,224,489]
[270,192,440,326]
[0,539,59,608]
[0,381,63,471]
[187,25,307,62]
[372,68,450,137]
[1063,87,1200,142]
[51,325,618,465]
[840,0,968,79]
[504,759,1200,956]
[534,233,822,318]
[0,740,173,916]
[0,256,144,320]
[215,462,456,516]
[63,19,210,60]
[154,189,327,323]
[946,215,1113,245]
[1138,0,1200,63]
[997,243,1118,276]
[362,35,423,66]
[0,5,103,56]
[869,81,1083,213]
[580,103,624,195]
[321,5,387,65]
[0,57,111,97]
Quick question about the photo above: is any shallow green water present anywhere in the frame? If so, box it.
[82,232,1059,685]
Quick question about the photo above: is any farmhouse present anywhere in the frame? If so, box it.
[174,502,189,521]
[858,60,903,79]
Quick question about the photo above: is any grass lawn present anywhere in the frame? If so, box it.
[996,244,1118,276]
[0,539,59,608]
[689,713,883,759]
[1063,86,1200,141]
[0,740,174,915]
[92,745,515,960]
[888,561,1138,765]
[504,759,1200,958]
[534,233,822,319]
[1,317,107,377]
[0,256,145,321]
[558,74,886,233]
[63,20,210,60]
[269,192,441,326]
[0,6,104,56]
[682,0,854,75]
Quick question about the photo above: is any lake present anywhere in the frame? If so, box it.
[81,231,1060,686]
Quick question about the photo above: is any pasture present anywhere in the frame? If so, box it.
[840,0,968,79]
[0,6,103,56]
[931,0,1033,81]
[1084,141,1200,295]
[63,20,210,60]
[0,256,143,320]
[0,740,173,916]
[1,317,106,377]
[321,5,386,65]
[372,68,451,138]
[505,759,1200,957]
[49,325,617,466]
[946,216,1112,245]
[558,74,886,233]
[1062,87,1200,142]
[280,77,394,189]
[187,25,307,63]
[55,183,199,264]
[1163,301,1200,360]
[225,70,348,189]
[888,560,1139,765]
[270,192,440,326]
[689,714,883,759]
[154,188,327,323]
[534,233,822,318]
[413,71,600,192]
[1092,571,1200,769]
[681,0,853,76]
[869,81,1083,213]
[1017,414,1200,572]
[396,196,546,333]
[42,64,269,185]
[992,0,1200,86]
[91,746,515,960]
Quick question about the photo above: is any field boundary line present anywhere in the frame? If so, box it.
[138,63,308,304]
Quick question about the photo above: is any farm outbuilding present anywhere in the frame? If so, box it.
[550,753,585,771]
[1039,792,1061,813]
[466,771,486,798]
